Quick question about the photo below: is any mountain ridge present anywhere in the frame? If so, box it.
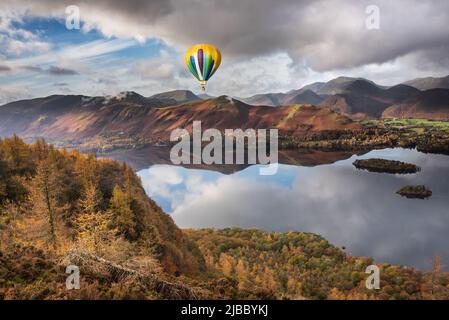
[382,88,449,120]
[2,74,449,140]
[0,94,361,148]
[242,76,449,120]
[149,90,202,105]
[404,75,449,90]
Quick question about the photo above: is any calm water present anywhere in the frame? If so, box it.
[131,148,449,271]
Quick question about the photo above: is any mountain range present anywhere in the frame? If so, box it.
[404,75,449,91]
[0,75,448,146]
[242,76,449,120]
[0,93,360,147]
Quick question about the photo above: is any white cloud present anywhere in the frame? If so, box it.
[7,38,137,68]
[140,165,184,199]
[208,53,296,97]
[1,0,449,100]
[130,51,177,80]
[0,11,52,57]
[0,86,32,104]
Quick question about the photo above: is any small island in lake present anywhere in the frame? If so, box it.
[396,185,432,199]
[353,158,421,174]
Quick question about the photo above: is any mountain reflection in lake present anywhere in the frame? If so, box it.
[112,148,449,271]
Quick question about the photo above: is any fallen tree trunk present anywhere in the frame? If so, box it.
[61,249,210,300]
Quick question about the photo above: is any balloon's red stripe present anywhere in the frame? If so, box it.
[198,49,204,77]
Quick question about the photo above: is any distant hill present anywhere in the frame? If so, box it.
[198,93,215,100]
[382,88,449,120]
[242,93,282,106]
[242,77,402,118]
[319,80,420,119]
[2,74,449,146]
[0,92,170,138]
[242,89,324,106]
[310,76,386,95]
[283,90,324,105]
[240,76,449,120]
[296,81,326,94]
[0,94,360,146]
[149,90,201,104]
[404,75,449,90]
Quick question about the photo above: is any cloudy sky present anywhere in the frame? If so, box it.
[1,0,449,103]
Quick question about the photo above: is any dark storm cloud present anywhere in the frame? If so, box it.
[21,65,78,75]
[21,66,42,72]
[47,66,77,75]
[2,0,449,72]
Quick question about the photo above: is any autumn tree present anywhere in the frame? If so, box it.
[29,156,63,250]
[235,259,252,292]
[72,153,114,253]
[427,255,446,298]
[109,185,138,241]
[0,134,33,175]
[0,200,21,250]
[31,138,52,162]
[0,151,7,202]
[75,210,114,254]
[78,182,102,214]
[76,154,103,214]
[219,253,234,277]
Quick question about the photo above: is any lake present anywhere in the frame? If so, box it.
[109,147,449,271]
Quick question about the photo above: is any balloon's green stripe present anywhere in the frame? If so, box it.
[188,58,200,81]
[204,54,213,80]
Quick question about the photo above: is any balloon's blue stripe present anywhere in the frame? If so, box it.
[189,56,200,80]
[206,59,215,80]
[209,59,218,78]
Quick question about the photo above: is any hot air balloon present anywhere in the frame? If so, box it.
[185,44,221,91]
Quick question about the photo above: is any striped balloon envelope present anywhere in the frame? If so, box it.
[185,44,221,91]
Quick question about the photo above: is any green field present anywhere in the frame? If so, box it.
[366,119,449,130]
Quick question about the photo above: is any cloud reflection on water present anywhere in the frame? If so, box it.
[138,149,449,271]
